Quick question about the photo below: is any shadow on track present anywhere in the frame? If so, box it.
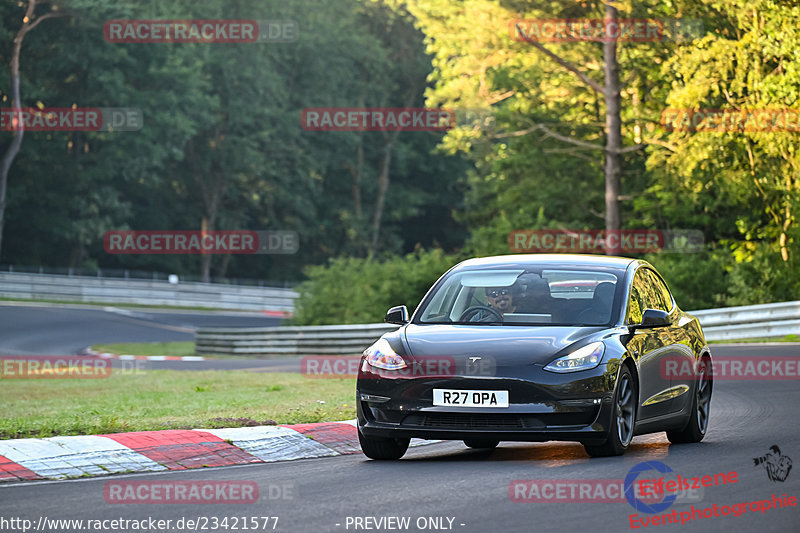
[371,434,675,466]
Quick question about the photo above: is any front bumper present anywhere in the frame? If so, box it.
[356,362,618,445]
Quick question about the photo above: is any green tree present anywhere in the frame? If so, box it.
[645,0,800,303]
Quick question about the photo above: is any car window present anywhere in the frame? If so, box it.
[642,269,671,312]
[626,269,647,325]
[424,278,459,319]
[648,270,674,312]
[417,267,620,325]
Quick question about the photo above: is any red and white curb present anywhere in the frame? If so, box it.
[81,346,205,361]
[110,354,205,361]
[0,421,436,483]
[262,310,292,318]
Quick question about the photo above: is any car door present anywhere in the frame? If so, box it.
[626,267,675,420]
[645,269,697,414]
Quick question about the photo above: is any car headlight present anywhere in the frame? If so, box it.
[364,338,407,371]
[544,342,604,373]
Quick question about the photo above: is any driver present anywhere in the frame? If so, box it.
[485,286,516,314]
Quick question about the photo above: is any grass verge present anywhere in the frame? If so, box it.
[92,342,196,357]
[709,334,799,344]
[0,370,355,439]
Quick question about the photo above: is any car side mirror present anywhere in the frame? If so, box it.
[385,305,409,325]
[634,309,671,329]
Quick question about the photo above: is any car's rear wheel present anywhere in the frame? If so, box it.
[667,357,711,444]
[358,429,410,460]
[584,365,636,457]
[463,439,499,449]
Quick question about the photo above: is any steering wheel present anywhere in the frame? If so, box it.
[459,305,503,323]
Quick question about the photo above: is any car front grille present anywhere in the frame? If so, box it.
[401,413,545,430]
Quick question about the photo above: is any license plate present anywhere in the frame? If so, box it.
[433,389,509,408]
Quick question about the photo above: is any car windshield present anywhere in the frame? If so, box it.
[416,268,621,326]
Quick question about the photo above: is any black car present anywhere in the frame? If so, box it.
[356,254,712,459]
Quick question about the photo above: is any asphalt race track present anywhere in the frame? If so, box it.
[2,365,799,533]
[0,303,300,372]
[0,304,798,532]
[0,303,281,356]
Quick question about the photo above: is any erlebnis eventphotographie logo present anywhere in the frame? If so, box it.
[753,445,793,482]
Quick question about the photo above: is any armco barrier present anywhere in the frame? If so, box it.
[194,301,800,356]
[194,323,398,356]
[0,272,297,313]
[691,301,800,342]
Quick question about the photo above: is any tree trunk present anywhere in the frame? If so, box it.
[346,131,365,254]
[200,217,212,282]
[603,3,623,255]
[353,139,363,223]
[198,174,222,283]
[369,135,396,258]
[0,6,30,262]
[0,1,66,261]
[368,83,416,259]
[187,136,224,283]
[217,251,233,279]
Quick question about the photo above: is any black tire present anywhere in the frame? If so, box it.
[584,365,637,457]
[358,429,410,460]
[464,439,499,449]
[667,357,711,444]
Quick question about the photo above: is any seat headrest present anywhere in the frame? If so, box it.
[526,278,552,298]
[593,282,616,303]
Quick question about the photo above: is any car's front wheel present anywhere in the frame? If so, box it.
[464,439,499,449]
[584,365,636,457]
[358,429,410,460]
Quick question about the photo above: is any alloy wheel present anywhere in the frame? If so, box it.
[696,361,711,433]
[616,373,635,446]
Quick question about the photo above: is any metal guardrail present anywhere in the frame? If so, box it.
[691,301,800,341]
[194,301,800,356]
[0,264,296,288]
[0,272,298,313]
[2,269,794,350]
[195,323,398,355]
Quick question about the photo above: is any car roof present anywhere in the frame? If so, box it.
[454,254,636,272]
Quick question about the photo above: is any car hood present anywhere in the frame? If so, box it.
[401,324,608,366]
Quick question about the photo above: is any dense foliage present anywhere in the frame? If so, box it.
[2,0,798,322]
[0,0,467,282]
[291,248,460,325]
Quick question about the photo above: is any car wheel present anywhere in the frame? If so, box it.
[584,365,636,457]
[667,357,711,444]
[464,439,499,449]
[358,429,410,460]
